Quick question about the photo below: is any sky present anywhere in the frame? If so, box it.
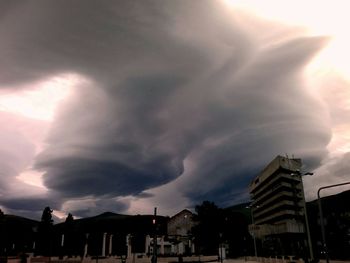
[0,0,350,220]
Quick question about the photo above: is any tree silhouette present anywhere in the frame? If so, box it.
[221,209,251,257]
[192,201,252,257]
[37,207,54,256]
[41,207,53,226]
[65,213,74,223]
[63,213,75,257]
[0,209,5,257]
[192,201,224,255]
[62,212,85,257]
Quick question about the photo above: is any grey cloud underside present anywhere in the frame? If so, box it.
[37,156,182,197]
[0,0,332,215]
[0,1,215,86]
[1,196,60,212]
[68,199,129,218]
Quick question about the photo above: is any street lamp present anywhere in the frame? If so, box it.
[219,233,223,263]
[290,171,314,261]
[317,181,350,263]
[152,207,157,263]
[246,205,258,259]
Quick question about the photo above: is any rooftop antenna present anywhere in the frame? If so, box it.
[285,153,291,169]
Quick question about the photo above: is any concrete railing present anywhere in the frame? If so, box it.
[5,256,350,263]
[1,255,217,263]
[244,256,350,263]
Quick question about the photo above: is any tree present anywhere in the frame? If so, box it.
[192,201,224,255]
[64,213,75,257]
[0,209,5,257]
[62,213,85,257]
[192,201,252,257]
[37,207,54,256]
[41,207,53,226]
[65,213,74,223]
[221,209,251,257]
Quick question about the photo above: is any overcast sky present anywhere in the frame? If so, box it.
[0,0,349,220]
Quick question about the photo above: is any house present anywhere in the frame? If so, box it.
[167,209,196,255]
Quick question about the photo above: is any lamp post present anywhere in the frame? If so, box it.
[246,205,258,259]
[219,233,223,263]
[317,181,350,263]
[291,171,314,261]
[152,207,157,263]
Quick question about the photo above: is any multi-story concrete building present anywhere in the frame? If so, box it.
[249,155,307,255]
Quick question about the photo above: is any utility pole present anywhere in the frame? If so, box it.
[299,173,314,261]
[246,205,258,259]
[219,233,223,263]
[152,207,157,263]
[250,208,258,259]
[291,171,314,261]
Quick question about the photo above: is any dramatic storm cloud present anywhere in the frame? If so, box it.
[0,0,347,218]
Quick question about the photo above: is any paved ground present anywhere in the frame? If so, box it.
[4,256,350,263]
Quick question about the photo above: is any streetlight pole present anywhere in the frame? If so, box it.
[247,205,258,259]
[291,171,314,261]
[219,233,223,263]
[152,207,157,263]
[317,181,350,263]
[250,208,258,259]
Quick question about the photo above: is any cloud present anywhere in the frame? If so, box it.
[61,197,129,218]
[302,73,350,201]
[0,0,335,217]
[1,196,59,212]
[142,35,331,208]
[0,111,46,191]
[303,152,350,201]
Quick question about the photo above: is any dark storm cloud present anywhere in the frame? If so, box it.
[171,36,331,205]
[0,0,216,86]
[37,156,181,197]
[0,0,332,215]
[27,0,254,201]
[1,196,59,212]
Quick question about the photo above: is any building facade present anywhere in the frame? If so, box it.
[167,209,196,255]
[249,155,307,256]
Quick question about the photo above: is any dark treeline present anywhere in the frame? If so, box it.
[0,203,252,258]
[0,208,168,259]
[0,190,349,260]
[192,201,252,257]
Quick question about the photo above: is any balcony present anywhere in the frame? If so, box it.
[249,220,304,238]
[255,209,304,225]
[253,200,304,219]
